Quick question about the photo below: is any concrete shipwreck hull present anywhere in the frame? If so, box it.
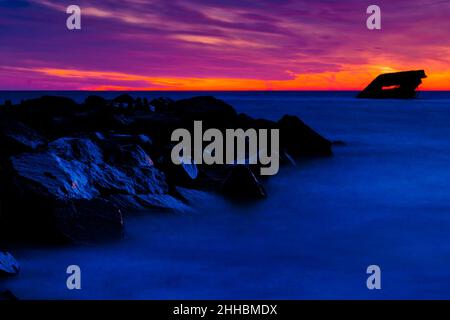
[357,70,427,99]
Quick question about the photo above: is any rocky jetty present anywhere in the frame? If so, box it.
[357,70,427,99]
[0,95,332,244]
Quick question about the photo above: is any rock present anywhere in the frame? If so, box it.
[170,155,199,180]
[19,95,78,114]
[90,162,135,195]
[108,193,190,213]
[138,134,153,146]
[84,95,108,108]
[357,70,427,99]
[0,93,336,244]
[6,136,182,242]
[49,137,103,164]
[16,96,78,122]
[102,143,169,196]
[0,117,46,156]
[173,96,238,126]
[236,113,278,130]
[0,252,20,276]
[4,96,81,137]
[332,140,346,146]
[113,94,134,107]
[135,194,191,212]
[110,144,154,167]
[11,151,98,200]
[175,186,211,204]
[180,159,198,180]
[221,165,267,200]
[157,152,206,191]
[278,115,332,157]
[7,151,125,243]
[279,150,297,166]
[150,97,175,113]
[54,198,124,244]
[115,113,185,141]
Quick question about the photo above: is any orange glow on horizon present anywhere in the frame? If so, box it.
[22,66,450,91]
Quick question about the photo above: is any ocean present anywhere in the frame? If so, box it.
[2,91,450,299]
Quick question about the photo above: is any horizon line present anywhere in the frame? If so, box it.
[1,89,450,92]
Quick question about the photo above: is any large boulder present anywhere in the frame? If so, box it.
[221,165,267,200]
[113,94,134,107]
[2,96,106,138]
[7,151,124,243]
[54,198,124,244]
[173,96,238,127]
[3,135,191,242]
[0,117,46,157]
[13,96,78,129]
[84,95,108,109]
[19,96,78,115]
[278,115,332,157]
[11,151,98,200]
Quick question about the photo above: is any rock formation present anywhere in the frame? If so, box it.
[0,95,333,244]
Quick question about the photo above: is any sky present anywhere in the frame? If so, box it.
[0,0,449,90]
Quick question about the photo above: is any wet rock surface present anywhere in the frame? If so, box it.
[222,166,267,200]
[0,252,20,277]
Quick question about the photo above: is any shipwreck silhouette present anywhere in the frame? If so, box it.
[357,70,427,99]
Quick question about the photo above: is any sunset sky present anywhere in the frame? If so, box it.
[1,0,449,90]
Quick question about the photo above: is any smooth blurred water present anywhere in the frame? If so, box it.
[2,91,450,299]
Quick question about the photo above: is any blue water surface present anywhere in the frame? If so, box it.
[1,91,450,299]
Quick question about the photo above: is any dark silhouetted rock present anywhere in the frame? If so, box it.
[17,96,78,124]
[84,95,108,108]
[113,94,134,107]
[4,96,81,137]
[0,252,20,277]
[180,159,198,180]
[150,97,175,113]
[0,93,335,244]
[8,150,125,243]
[278,115,332,157]
[173,96,238,126]
[357,70,427,99]
[222,165,267,200]
[160,155,202,190]
[5,135,189,242]
[20,95,78,112]
[11,149,99,200]
[0,117,46,156]
[54,198,124,244]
